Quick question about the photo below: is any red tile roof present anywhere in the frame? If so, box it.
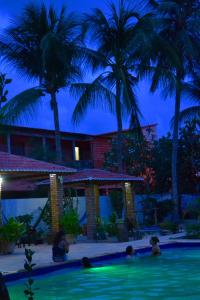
[1,123,157,138]
[96,124,157,137]
[39,168,143,185]
[0,151,76,174]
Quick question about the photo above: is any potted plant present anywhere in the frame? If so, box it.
[116,218,129,242]
[0,218,26,254]
[60,209,81,244]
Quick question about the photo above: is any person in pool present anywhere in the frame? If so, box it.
[125,245,135,259]
[150,236,161,256]
[82,257,93,268]
[52,231,69,262]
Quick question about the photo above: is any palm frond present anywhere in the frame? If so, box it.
[182,82,200,104]
[0,87,43,125]
[179,106,200,123]
[71,75,115,125]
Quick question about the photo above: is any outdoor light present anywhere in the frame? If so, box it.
[50,174,56,178]
[125,182,130,188]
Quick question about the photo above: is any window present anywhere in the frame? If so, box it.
[75,146,80,161]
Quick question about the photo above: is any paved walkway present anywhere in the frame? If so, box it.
[0,233,192,274]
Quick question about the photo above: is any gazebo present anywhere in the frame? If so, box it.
[0,151,143,239]
[0,151,76,233]
[40,168,143,239]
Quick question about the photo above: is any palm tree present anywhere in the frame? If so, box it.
[71,1,151,172]
[139,0,200,218]
[179,74,200,124]
[0,4,82,163]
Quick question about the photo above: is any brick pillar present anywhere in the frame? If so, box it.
[49,174,64,233]
[85,183,100,239]
[124,182,136,227]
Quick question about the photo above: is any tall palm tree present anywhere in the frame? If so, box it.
[139,0,200,218]
[0,4,82,163]
[71,1,151,172]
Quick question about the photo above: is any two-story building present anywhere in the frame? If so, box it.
[0,123,157,169]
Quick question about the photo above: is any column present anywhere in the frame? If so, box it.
[124,182,136,227]
[42,137,47,160]
[49,174,64,234]
[85,183,100,239]
[7,134,11,153]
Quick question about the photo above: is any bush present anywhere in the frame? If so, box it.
[60,210,81,236]
[159,221,179,233]
[0,218,26,242]
[106,224,117,237]
[157,200,174,222]
[185,223,200,238]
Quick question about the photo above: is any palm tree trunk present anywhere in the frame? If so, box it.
[50,92,62,164]
[172,77,181,220]
[115,79,124,173]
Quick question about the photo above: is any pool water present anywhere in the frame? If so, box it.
[8,248,200,300]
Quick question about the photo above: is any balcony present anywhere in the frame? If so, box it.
[63,160,94,170]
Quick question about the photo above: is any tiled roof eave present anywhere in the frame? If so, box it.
[0,168,76,173]
[64,177,144,183]
[39,176,144,185]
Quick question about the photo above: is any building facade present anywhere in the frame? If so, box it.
[0,124,157,169]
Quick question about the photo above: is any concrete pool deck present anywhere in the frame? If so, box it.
[0,233,197,274]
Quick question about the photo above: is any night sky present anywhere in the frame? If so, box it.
[0,0,190,136]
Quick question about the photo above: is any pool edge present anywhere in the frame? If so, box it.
[4,241,200,282]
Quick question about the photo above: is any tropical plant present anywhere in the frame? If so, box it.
[24,248,37,300]
[159,221,179,233]
[185,223,200,238]
[178,120,200,194]
[0,218,25,242]
[60,209,81,235]
[151,134,172,193]
[96,217,107,240]
[16,214,33,230]
[105,131,154,193]
[0,3,82,163]
[109,190,124,218]
[0,73,12,109]
[138,0,200,218]
[71,1,153,172]
[106,213,118,237]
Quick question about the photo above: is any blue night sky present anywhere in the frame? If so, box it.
[0,0,190,136]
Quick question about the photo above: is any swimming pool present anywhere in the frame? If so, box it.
[8,245,200,300]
